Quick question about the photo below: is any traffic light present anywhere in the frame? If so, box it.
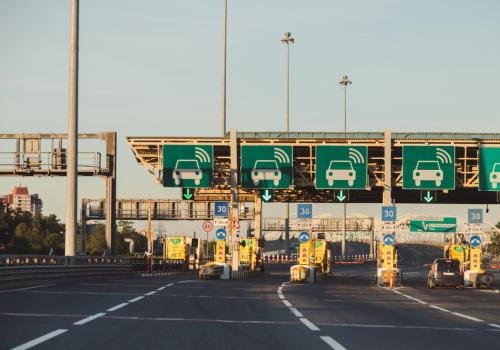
[191,238,199,248]
[261,189,273,202]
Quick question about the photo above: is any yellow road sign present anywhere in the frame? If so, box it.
[215,240,226,263]
[166,236,186,260]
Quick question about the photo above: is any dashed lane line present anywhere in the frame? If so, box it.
[385,288,498,327]
[73,312,106,326]
[320,336,348,350]
[106,303,129,312]
[10,329,68,350]
[128,296,145,303]
[289,307,303,318]
[300,318,320,331]
[488,323,500,329]
[278,282,347,349]
[0,284,54,294]
[145,291,157,296]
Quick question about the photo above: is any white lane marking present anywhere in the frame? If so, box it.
[145,291,157,296]
[479,289,500,293]
[128,296,144,303]
[316,322,492,332]
[320,335,347,350]
[106,303,128,312]
[73,312,106,326]
[289,307,303,318]
[166,283,174,287]
[450,312,483,323]
[0,284,54,294]
[105,315,299,324]
[401,294,427,305]
[278,294,285,299]
[429,305,451,313]
[11,329,68,350]
[299,318,320,331]
[80,283,154,287]
[157,287,166,291]
[282,300,292,307]
[488,323,500,329]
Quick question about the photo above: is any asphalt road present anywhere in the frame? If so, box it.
[1,264,499,350]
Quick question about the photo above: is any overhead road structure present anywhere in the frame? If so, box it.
[0,132,117,255]
[81,198,254,221]
[127,130,500,204]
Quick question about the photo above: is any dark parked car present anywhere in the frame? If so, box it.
[427,258,464,289]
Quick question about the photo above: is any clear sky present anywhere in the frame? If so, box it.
[1,0,499,234]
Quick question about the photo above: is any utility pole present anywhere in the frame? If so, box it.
[338,75,352,258]
[281,32,294,257]
[221,0,228,137]
[65,0,79,257]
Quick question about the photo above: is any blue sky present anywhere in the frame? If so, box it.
[1,0,499,233]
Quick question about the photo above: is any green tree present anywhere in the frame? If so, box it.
[87,224,106,255]
[116,221,147,255]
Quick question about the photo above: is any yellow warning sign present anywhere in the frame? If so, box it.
[166,236,186,260]
[383,245,394,270]
[240,238,253,263]
[470,247,481,271]
[314,239,326,264]
[299,241,312,265]
[450,244,468,266]
[215,240,226,263]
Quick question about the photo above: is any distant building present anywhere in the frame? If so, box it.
[1,186,43,215]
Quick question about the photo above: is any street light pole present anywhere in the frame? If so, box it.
[281,32,294,257]
[338,75,352,259]
[221,0,228,137]
[65,0,79,257]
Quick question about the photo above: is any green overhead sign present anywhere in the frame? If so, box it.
[162,145,213,188]
[410,217,457,233]
[479,147,500,191]
[316,146,368,189]
[403,146,455,190]
[241,145,292,189]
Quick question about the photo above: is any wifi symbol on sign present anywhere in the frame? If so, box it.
[195,147,210,163]
[274,148,290,164]
[348,148,365,164]
[436,148,452,164]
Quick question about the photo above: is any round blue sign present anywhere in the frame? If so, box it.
[470,235,481,248]
[298,231,310,244]
[383,234,395,246]
[215,228,227,240]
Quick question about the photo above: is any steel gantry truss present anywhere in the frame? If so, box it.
[127,130,500,204]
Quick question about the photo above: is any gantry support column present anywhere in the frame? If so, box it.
[383,129,392,205]
[105,132,117,255]
[230,128,240,271]
[254,195,262,269]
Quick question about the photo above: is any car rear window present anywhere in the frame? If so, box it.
[437,260,460,271]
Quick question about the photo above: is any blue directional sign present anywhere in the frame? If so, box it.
[381,206,397,222]
[215,228,227,240]
[383,234,395,246]
[297,204,312,219]
[468,209,483,224]
[298,231,310,244]
[214,201,229,217]
[470,235,481,248]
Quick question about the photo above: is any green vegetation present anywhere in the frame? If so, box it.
[0,201,64,254]
[86,221,147,256]
[0,201,146,256]
[486,221,500,257]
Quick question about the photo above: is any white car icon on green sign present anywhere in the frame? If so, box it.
[326,160,356,187]
[251,160,281,186]
[173,159,202,185]
[413,160,443,187]
[490,163,500,189]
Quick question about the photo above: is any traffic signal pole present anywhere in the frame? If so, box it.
[230,128,240,271]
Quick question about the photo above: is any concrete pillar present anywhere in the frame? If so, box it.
[254,195,262,265]
[230,128,240,271]
[383,129,392,205]
[105,132,117,255]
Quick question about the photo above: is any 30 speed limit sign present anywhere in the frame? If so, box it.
[202,221,214,233]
